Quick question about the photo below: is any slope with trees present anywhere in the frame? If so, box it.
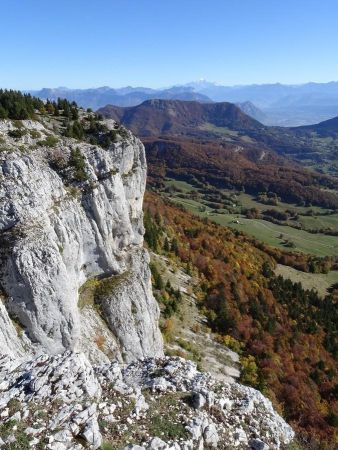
[144,191,338,449]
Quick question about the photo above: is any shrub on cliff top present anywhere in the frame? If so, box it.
[69,147,88,181]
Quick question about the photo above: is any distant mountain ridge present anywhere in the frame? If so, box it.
[188,81,338,126]
[29,86,212,110]
[29,80,338,126]
[235,101,267,123]
[297,114,338,136]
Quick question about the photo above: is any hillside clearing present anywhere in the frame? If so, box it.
[274,264,338,297]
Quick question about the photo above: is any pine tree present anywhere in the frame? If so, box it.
[63,102,71,118]
[0,105,8,119]
[164,237,170,252]
[171,238,179,255]
[46,100,55,115]
[71,107,79,120]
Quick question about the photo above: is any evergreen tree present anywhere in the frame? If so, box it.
[171,238,179,255]
[71,107,79,120]
[46,100,55,115]
[69,147,87,181]
[164,237,170,252]
[0,105,8,119]
[62,102,71,118]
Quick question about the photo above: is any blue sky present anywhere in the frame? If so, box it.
[1,0,338,89]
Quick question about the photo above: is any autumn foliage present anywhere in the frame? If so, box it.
[144,191,338,449]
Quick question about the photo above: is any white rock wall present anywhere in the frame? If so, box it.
[0,120,163,360]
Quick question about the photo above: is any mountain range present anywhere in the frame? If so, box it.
[30,80,338,126]
[187,80,338,125]
[29,86,211,110]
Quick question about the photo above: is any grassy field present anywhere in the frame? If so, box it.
[164,179,198,193]
[162,178,338,257]
[275,264,338,297]
[164,177,334,215]
[198,123,257,144]
[174,197,338,256]
[297,213,338,229]
[235,192,338,230]
[235,191,329,215]
[198,123,239,137]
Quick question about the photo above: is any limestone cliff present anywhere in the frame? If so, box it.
[0,118,163,361]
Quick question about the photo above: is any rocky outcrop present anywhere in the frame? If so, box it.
[0,352,294,449]
[0,119,163,361]
[0,301,29,358]
[98,249,163,362]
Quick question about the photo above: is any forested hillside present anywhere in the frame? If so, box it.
[144,192,338,449]
[100,99,338,206]
[145,137,338,209]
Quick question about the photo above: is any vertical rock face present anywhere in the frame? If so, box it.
[98,249,164,362]
[0,301,27,358]
[0,120,163,361]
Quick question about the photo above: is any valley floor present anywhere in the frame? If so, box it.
[157,178,338,299]
[162,178,338,257]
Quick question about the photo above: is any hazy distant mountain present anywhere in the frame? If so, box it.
[297,114,338,136]
[235,101,267,123]
[29,80,338,126]
[29,86,212,110]
[187,80,338,105]
[185,81,338,126]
